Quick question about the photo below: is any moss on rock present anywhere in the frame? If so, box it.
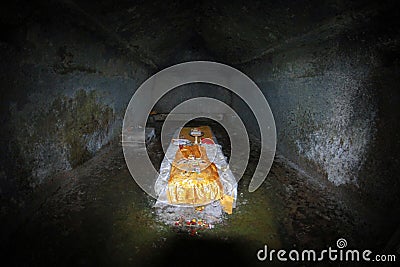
[12,89,115,185]
[53,89,114,167]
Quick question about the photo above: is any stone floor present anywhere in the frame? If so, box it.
[0,125,397,266]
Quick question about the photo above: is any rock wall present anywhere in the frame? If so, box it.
[235,11,400,207]
[0,5,150,196]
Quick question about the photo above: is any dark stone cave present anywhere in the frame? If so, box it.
[0,0,399,266]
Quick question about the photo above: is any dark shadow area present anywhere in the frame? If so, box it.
[143,236,251,267]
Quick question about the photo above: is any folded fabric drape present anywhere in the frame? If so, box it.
[158,126,235,214]
[167,144,223,205]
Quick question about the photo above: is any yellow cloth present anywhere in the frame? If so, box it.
[167,126,234,213]
[220,194,234,214]
[167,145,223,205]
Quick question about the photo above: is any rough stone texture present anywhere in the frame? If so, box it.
[1,1,400,263]
[200,0,382,64]
[235,5,400,208]
[239,43,377,185]
[0,127,390,266]
[0,1,150,197]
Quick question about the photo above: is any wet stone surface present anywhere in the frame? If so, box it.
[0,129,392,266]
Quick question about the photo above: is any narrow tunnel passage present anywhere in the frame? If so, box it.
[0,0,399,266]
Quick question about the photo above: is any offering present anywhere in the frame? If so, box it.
[190,128,203,144]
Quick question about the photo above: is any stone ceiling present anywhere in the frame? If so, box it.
[1,0,397,69]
